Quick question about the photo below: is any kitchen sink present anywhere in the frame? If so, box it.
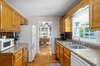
[68,42,87,49]
[69,45,86,49]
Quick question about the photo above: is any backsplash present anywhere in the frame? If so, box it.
[65,32,72,39]
[0,32,14,38]
[60,32,72,40]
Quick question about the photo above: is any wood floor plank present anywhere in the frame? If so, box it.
[27,46,58,66]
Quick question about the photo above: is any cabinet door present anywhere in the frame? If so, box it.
[1,2,12,32]
[0,1,22,32]
[90,0,100,30]
[64,48,71,66]
[56,43,60,59]
[60,16,72,32]
[1,2,20,32]
[65,16,72,32]
[64,53,71,66]
[12,12,20,32]
[0,2,1,31]
[14,57,23,66]
[59,18,63,32]
[20,16,26,25]
[59,44,64,63]
[20,16,23,25]
[60,17,65,32]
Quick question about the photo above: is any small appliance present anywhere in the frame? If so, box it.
[0,38,14,51]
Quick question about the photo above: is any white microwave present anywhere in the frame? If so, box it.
[0,39,14,51]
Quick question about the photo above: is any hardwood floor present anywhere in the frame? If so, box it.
[27,46,58,66]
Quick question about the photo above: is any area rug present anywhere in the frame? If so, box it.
[49,63,61,66]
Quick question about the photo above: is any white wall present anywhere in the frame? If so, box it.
[19,16,60,54]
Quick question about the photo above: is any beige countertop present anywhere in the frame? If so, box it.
[0,43,28,53]
[56,40,100,66]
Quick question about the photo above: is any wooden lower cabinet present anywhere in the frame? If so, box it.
[64,48,71,66]
[0,53,13,66]
[64,56,71,66]
[0,47,28,66]
[59,44,64,65]
[56,41,71,66]
[56,42,60,59]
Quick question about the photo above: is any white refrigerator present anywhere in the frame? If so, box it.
[29,25,37,62]
[19,25,37,62]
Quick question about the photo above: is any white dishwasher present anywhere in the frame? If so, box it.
[71,53,91,66]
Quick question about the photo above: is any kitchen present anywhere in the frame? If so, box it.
[0,0,100,66]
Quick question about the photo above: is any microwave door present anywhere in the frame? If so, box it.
[4,42,10,47]
[2,42,11,51]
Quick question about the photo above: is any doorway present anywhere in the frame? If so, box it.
[39,21,52,49]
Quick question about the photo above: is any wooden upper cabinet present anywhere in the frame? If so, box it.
[20,16,28,25]
[0,0,27,32]
[60,16,72,33]
[12,11,21,32]
[0,2,20,32]
[89,0,100,30]
[1,2,13,32]
[65,16,72,32]
[60,17,65,32]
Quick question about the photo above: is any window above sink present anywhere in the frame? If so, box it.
[72,5,96,40]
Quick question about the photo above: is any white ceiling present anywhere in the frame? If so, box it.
[7,0,80,17]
